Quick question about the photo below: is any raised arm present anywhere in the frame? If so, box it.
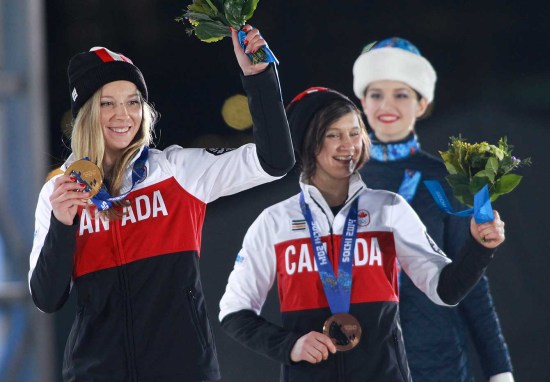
[233,25,294,176]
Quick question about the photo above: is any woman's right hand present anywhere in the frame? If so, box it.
[290,331,336,363]
[470,210,505,249]
[49,175,90,225]
[230,25,269,76]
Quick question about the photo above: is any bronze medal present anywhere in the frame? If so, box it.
[322,313,362,352]
[65,160,103,198]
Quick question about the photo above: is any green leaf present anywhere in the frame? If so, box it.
[204,0,222,13]
[454,194,468,206]
[188,0,218,17]
[441,150,463,175]
[453,190,474,207]
[185,0,230,28]
[443,161,458,175]
[439,150,452,163]
[194,20,231,42]
[494,147,504,161]
[185,11,217,22]
[242,0,260,20]
[494,174,522,195]
[445,174,474,207]
[445,173,469,189]
[224,0,246,29]
[485,156,499,176]
[469,175,491,194]
[473,169,495,183]
[452,185,472,199]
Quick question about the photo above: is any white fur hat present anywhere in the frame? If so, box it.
[352,38,437,102]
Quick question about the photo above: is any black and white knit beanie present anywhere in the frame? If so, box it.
[67,47,148,117]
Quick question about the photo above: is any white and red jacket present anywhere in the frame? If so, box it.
[29,66,294,382]
[219,173,496,382]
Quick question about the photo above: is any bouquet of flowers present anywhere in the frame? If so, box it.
[440,136,531,207]
[176,0,271,64]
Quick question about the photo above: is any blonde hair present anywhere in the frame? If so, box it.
[70,88,157,218]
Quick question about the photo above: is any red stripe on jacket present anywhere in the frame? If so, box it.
[73,177,206,278]
[275,231,399,312]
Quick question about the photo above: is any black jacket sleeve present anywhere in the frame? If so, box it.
[437,234,496,305]
[221,309,302,365]
[459,275,514,377]
[241,64,295,176]
[30,213,77,313]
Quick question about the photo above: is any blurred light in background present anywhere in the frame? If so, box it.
[221,94,253,131]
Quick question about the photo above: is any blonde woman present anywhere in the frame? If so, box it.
[29,26,294,382]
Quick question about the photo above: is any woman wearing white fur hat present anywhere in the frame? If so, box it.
[353,37,514,382]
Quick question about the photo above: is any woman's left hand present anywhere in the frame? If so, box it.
[470,210,505,249]
[230,24,269,76]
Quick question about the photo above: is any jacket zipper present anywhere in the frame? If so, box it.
[187,288,207,349]
[337,351,347,382]
[309,188,363,267]
[113,220,138,381]
[68,305,86,354]
[393,331,408,380]
[307,188,364,379]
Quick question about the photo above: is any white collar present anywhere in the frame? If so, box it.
[299,172,366,215]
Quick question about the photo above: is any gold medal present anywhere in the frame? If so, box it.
[322,313,362,352]
[65,160,103,198]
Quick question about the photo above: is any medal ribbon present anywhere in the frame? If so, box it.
[72,147,149,212]
[423,180,494,223]
[398,170,422,203]
[396,170,422,283]
[299,192,358,314]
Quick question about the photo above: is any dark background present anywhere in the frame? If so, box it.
[45,1,550,381]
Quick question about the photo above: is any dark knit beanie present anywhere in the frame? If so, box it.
[286,87,355,157]
[68,47,148,117]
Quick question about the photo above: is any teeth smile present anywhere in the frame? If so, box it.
[335,156,352,161]
[379,115,398,122]
[110,126,130,133]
